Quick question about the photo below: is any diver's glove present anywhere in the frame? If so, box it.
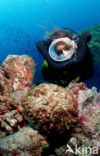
[36,31,91,70]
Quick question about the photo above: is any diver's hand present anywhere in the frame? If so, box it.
[36,40,50,56]
[72,31,91,64]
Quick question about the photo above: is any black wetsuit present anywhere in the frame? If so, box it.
[36,31,94,85]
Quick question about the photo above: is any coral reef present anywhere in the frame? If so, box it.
[0,110,24,137]
[67,81,97,114]
[0,55,49,156]
[52,82,100,156]
[75,93,100,149]
[79,22,100,64]
[66,94,100,156]
[1,55,35,105]
[0,127,48,156]
[0,55,100,156]
[20,83,78,134]
[0,55,35,137]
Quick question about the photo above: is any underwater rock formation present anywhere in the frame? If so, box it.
[20,83,78,134]
[67,81,97,114]
[0,55,35,137]
[0,55,35,105]
[0,127,48,156]
[1,55,35,99]
[76,93,100,149]
[66,94,100,156]
[0,110,24,137]
[0,55,49,156]
[53,82,100,156]
[0,55,100,156]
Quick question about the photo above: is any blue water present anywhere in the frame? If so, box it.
[0,0,100,90]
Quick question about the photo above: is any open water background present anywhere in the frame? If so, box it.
[0,0,100,89]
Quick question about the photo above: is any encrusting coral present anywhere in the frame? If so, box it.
[66,94,100,156]
[0,55,35,138]
[1,55,35,105]
[19,83,78,134]
[53,82,100,156]
[0,110,24,137]
[0,55,49,156]
[67,81,97,114]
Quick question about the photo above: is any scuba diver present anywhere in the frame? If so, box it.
[36,28,94,86]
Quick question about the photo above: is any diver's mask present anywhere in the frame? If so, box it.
[49,37,76,62]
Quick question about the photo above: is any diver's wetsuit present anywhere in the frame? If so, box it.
[36,30,94,85]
